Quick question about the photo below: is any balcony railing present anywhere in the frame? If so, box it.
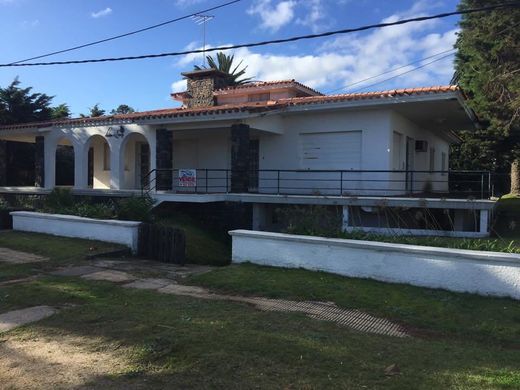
[142,169,501,199]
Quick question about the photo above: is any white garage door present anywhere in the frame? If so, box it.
[300,131,362,170]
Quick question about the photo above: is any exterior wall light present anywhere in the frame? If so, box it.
[105,126,126,139]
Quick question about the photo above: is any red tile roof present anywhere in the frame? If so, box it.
[0,85,460,131]
[214,80,323,96]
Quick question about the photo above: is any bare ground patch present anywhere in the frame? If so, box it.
[0,334,132,389]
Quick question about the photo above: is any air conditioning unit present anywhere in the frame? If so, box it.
[415,140,428,152]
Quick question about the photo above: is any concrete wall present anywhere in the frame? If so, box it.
[11,211,141,253]
[257,109,393,195]
[390,112,450,193]
[230,230,520,300]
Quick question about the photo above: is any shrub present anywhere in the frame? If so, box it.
[276,205,342,237]
[71,202,115,219]
[43,188,75,213]
[116,196,154,222]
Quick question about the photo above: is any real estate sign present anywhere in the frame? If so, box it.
[179,169,197,187]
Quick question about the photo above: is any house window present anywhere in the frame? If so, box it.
[103,143,111,171]
[441,152,447,176]
[248,93,270,102]
[429,147,435,172]
[392,132,403,170]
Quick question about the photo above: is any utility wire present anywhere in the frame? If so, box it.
[1,1,519,68]
[341,18,520,93]
[7,0,241,65]
[325,48,456,94]
[351,52,456,92]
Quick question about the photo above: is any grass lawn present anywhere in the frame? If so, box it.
[0,231,124,282]
[0,232,519,388]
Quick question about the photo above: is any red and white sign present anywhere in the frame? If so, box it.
[179,169,197,187]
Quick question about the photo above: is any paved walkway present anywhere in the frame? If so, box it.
[49,260,411,338]
[1,257,410,338]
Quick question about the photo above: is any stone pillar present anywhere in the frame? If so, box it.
[156,129,173,191]
[231,124,250,193]
[0,141,6,186]
[34,136,45,187]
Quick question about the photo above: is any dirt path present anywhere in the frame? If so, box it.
[0,335,131,389]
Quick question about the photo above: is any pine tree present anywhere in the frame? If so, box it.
[452,0,520,194]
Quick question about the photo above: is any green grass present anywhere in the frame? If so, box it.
[189,263,520,346]
[0,231,123,282]
[154,212,231,266]
[2,276,519,389]
[0,232,519,388]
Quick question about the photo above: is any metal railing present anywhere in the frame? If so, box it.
[141,169,497,199]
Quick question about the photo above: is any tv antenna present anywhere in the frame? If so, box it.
[191,14,214,67]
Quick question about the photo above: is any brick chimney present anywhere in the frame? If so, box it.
[180,69,230,108]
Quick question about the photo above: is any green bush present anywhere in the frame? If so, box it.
[276,205,342,237]
[116,196,154,222]
[70,202,115,219]
[43,188,75,213]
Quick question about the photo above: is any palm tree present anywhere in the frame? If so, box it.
[194,52,253,86]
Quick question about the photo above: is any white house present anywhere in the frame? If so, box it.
[0,69,494,237]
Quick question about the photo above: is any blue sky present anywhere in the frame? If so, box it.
[0,0,460,116]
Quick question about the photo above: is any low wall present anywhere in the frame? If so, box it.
[11,211,141,253]
[229,230,520,300]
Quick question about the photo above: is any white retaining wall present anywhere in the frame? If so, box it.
[11,211,141,253]
[230,230,520,300]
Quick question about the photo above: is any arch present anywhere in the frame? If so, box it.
[84,134,111,189]
[119,132,151,190]
[54,137,75,186]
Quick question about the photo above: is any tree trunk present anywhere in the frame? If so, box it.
[512,159,520,196]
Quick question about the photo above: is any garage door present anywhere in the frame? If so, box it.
[300,131,362,170]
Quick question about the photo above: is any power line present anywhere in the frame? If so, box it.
[325,48,456,94]
[339,17,520,93]
[1,1,519,68]
[7,0,241,65]
[351,52,456,92]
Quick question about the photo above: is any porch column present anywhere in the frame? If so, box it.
[230,123,250,193]
[0,141,6,186]
[35,136,45,187]
[110,138,123,190]
[156,128,173,191]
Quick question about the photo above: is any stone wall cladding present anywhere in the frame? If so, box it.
[0,141,6,186]
[34,136,45,187]
[186,78,216,108]
[156,129,173,190]
[231,124,250,193]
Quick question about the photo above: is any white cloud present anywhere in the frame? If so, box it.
[20,19,39,29]
[91,7,112,18]
[174,0,205,6]
[296,0,328,33]
[247,0,296,32]
[172,2,458,94]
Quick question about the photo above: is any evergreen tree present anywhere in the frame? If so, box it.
[81,103,106,118]
[0,78,54,125]
[110,104,135,115]
[452,0,520,194]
